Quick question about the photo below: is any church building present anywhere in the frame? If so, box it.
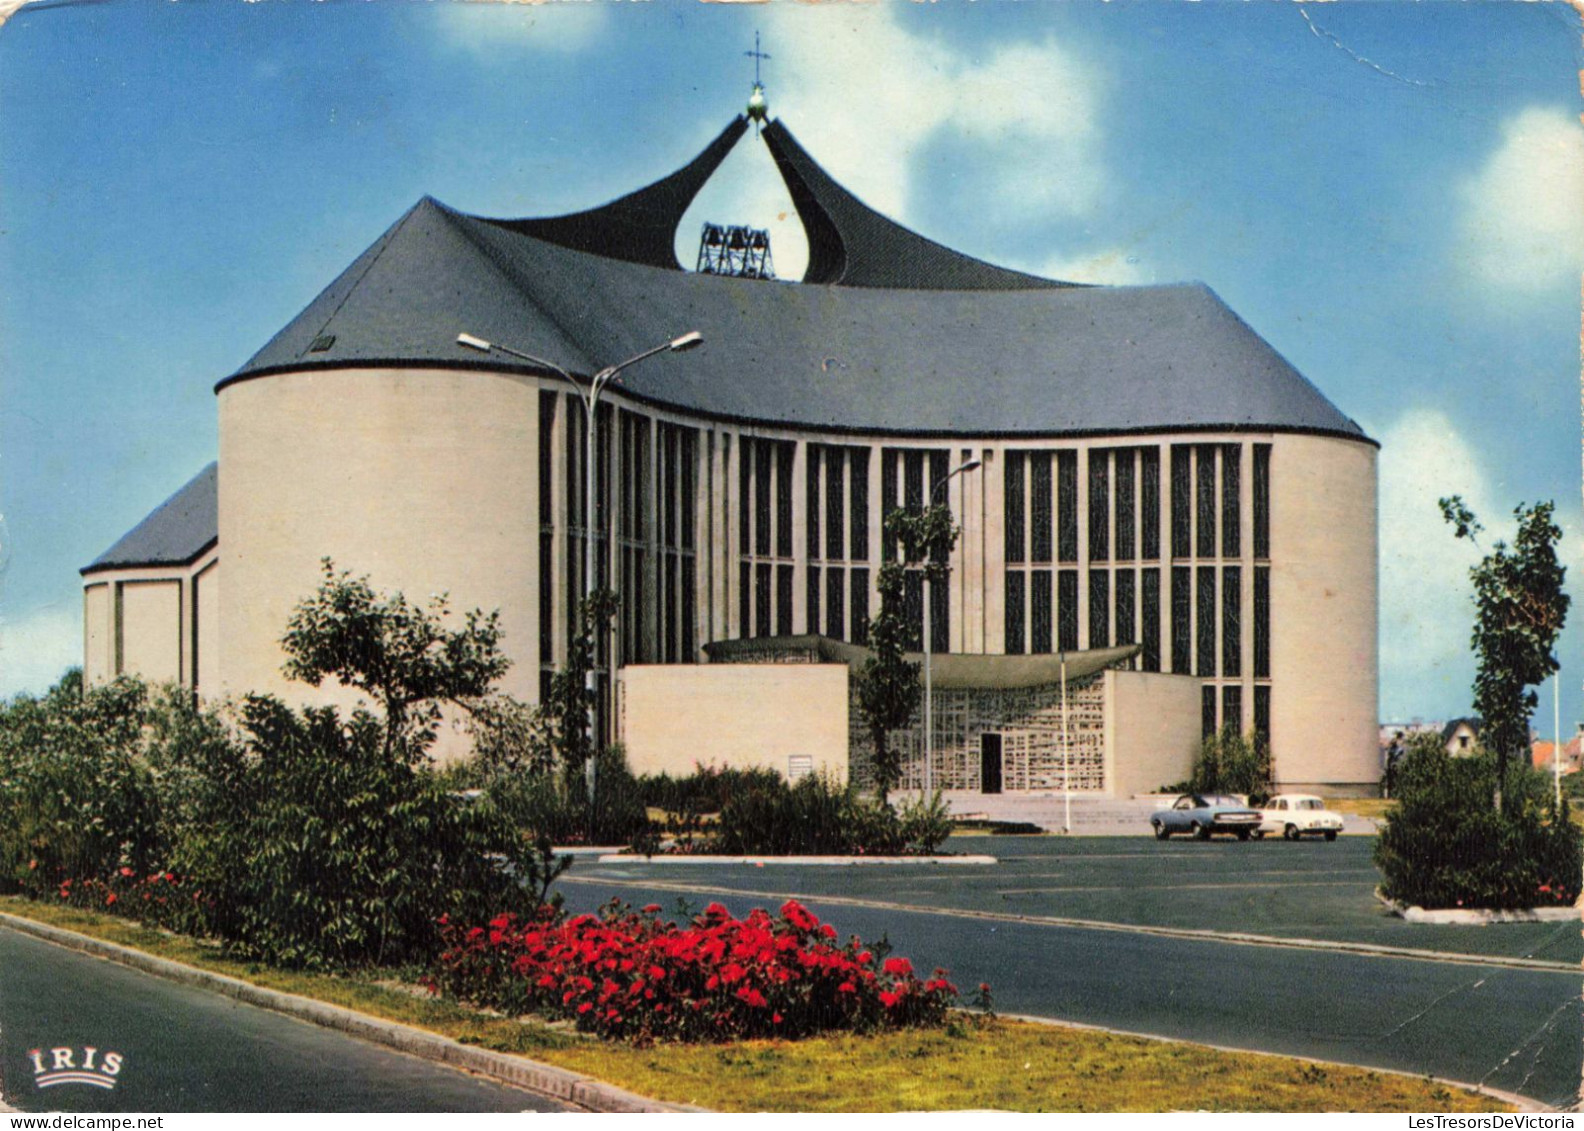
[80,107,1381,797]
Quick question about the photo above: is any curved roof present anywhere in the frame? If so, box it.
[82,463,217,575]
[223,117,1369,444]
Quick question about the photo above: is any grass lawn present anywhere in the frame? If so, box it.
[0,896,1512,1113]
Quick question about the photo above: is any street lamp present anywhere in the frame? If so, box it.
[922,458,981,795]
[457,329,703,807]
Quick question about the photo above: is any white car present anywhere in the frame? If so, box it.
[1256,794,1344,841]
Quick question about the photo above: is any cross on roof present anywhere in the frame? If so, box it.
[745,31,770,85]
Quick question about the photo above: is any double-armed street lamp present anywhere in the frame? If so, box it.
[922,458,981,795]
[456,329,704,803]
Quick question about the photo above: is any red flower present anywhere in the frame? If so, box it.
[105,893,117,905]
[883,957,914,978]
[118,866,134,878]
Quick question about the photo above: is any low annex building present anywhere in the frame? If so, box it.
[81,107,1381,796]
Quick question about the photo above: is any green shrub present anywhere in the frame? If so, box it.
[195,695,528,968]
[1190,726,1273,804]
[1375,735,1581,910]
[0,672,166,899]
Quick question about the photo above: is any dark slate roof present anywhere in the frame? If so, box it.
[701,635,1143,690]
[222,117,1369,444]
[82,463,218,574]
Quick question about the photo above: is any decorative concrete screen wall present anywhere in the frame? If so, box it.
[621,663,850,781]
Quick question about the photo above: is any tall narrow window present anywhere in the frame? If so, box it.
[1171,445,1192,558]
[739,562,751,639]
[851,568,870,645]
[881,448,898,562]
[1222,565,1242,677]
[755,563,772,637]
[1089,570,1110,648]
[904,450,924,513]
[754,442,772,556]
[1031,570,1053,654]
[930,569,948,653]
[1253,566,1271,679]
[1057,451,1079,562]
[1253,443,1271,560]
[1196,445,1217,558]
[1221,444,1241,558]
[776,564,793,636]
[664,554,678,663]
[826,447,845,561]
[1171,566,1191,673]
[776,444,793,559]
[1140,447,1160,560]
[905,570,924,651]
[1058,569,1079,653]
[826,567,845,640]
[849,448,869,560]
[1088,450,1110,562]
[1202,686,1217,739]
[1196,565,1216,676]
[806,566,821,635]
[1115,568,1136,650]
[1005,451,1026,564]
[1005,572,1026,655]
[739,438,752,555]
[1254,685,1271,744]
[680,557,695,659]
[1222,685,1242,736]
[1115,449,1136,562]
[1030,451,1052,563]
[1141,568,1160,672]
[806,444,821,559]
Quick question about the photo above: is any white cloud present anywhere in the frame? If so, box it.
[1455,106,1584,294]
[1376,408,1497,719]
[1028,247,1150,286]
[695,8,1107,259]
[0,603,80,700]
[433,0,610,58]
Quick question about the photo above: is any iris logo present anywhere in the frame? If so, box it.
[27,1046,124,1090]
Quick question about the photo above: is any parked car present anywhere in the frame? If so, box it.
[1151,794,1262,841]
[1256,794,1344,841]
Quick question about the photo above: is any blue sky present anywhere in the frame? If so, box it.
[1,0,1580,733]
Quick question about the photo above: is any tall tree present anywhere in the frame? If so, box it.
[854,506,960,803]
[1439,497,1569,803]
[280,559,510,760]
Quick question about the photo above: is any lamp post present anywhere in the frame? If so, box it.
[457,329,703,807]
[922,458,981,795]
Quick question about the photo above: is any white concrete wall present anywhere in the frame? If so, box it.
[217,369,541,753]
[1105,669,1202,797]
[82,583,112,685]
[119,580,182,685]
[621,663,849,781]
[1268,433,1379,791]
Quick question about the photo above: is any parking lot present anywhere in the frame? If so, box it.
[558,836,1583,1107]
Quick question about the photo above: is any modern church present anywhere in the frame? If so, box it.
[80,107,1381,798]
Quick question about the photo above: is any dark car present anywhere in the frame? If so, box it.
[1151,794,1262,841]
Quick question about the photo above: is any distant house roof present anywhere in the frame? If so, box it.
[1441,717,1483,745]
[81,463,217,575]
[220,116,1372,445]
[701,635,1143,691]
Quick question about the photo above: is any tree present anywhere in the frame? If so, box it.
[280,559,510,760]
[854,506,960,804]
[542,588,620,783]
[1438,498,1569,804]
[1189,725,1272,803]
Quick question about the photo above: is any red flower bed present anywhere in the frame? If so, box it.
[428,899,960,1042]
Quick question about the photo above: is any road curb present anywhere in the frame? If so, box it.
[1374,889,1583,925]
[0,911,699,1114]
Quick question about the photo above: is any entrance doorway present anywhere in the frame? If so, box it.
[980,734,1003,794]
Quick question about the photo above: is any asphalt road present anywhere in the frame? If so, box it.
[0,927,570,1113]
[558,837,1584,1109]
